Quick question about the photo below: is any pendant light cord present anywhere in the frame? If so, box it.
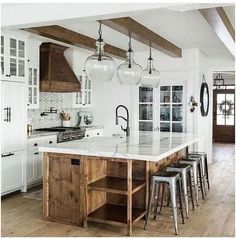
[149,45,152,74]
[128,35,132,68]
[98,22,103,61]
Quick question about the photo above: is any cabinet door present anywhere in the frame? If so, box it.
[1,81,26,152]
[34,152,43,180]
[1,35,8,77]
[1,150,24,194]
[27,62,39,109]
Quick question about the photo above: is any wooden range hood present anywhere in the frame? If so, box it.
[40,42,81,92]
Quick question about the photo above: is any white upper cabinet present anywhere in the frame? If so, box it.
[27,39,40,109]
[63,49,93,108]
[1,32,27,82]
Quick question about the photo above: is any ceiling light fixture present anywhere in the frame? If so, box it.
[141,45,160,88]
[84,22,115,83]
[117,36,142,85]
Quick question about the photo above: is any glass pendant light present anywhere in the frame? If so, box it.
[84,22,115,82]
[141,46,160,88]
[117,36,142,85]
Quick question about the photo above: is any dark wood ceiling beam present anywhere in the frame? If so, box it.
[23,25,126,59]
[199,7,235,55]
[101,17,182,58]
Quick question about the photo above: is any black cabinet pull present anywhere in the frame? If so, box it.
[3,107,9,122]
[97,133,100,135]
[8,107,11,122]
[49,141,53,144]
[2,152,14,157]
[34,152,39,155]
[86,135,89,137]
[71,159,80,165]
[34,143,38,146]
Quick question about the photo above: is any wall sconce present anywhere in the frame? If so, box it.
[189,96,198,112]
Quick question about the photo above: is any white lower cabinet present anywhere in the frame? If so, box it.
[1,150,25,195]
[26,135,57,188]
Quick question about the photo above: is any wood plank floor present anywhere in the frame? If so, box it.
[1,143,235,237]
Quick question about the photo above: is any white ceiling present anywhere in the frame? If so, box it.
[59,4,235,60]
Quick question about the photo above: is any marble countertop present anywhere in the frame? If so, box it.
[27,131,58,139]
[39,131,202,162]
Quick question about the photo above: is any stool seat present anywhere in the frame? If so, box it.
[153,171,179,177]
[166,163,191,171]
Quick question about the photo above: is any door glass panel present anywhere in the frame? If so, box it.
[139,104,153,120]
[139,87,153,102]
[1,56,4,75]
[217,94,225,104]
[172,123,183,132]
[18,40,25,58]
[1,36,4,54]
[160,104,170,121]
[29,88,32,104]
[216,115,225,125]
[33,68,37,85]
[172,104,183,121]
[160,86,170,103]
[88,80,91,90]
[33,87,37,104]
[226,94,234,104]
[79,92,82,104]
[139,122,153,131]
[10,38,17,56]
[18,59,25,76]
[75,92,79,104]
[160,123,170,132]
[226,116,234,126]
[29,68,32,85]
[10,58,17,76]
[85,91,87,104]
[88,91,91,104]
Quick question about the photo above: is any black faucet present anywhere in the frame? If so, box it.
[115,105,130,137]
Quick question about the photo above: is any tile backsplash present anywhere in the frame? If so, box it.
[27,93,82,129]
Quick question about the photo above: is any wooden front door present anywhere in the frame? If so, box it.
[213,88,235,142]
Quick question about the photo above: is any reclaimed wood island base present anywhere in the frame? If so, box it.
[40,132,200,236]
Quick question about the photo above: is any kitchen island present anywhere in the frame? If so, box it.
[39,132,201,236]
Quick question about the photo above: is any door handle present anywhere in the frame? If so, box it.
[1,152,14,157]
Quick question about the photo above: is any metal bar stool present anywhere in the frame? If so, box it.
[144,171,185,235]
[166,163,194,219]
[188,152,210,190]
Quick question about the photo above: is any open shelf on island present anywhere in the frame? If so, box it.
[88,203,146,225]
[88,176,146,195]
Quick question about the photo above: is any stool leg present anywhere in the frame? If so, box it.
[188,170,195,210]
[144,181,155,230]
[204,155,210,190]
[153,182,160,220]
[177,178,185,224]
[199,159,206,195]
[192,166,199,206]
[198,163,205,200]
[159,183,165,214]
[167,190,171,207]
[170,181,178,235]
[181,171,189,219]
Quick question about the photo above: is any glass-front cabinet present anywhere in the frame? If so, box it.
[74,74,92,107]
[1,34,26,82]
[160,85,184,132]
[27,62,39,109]
[138,82,185,132]
[139,87,154,131]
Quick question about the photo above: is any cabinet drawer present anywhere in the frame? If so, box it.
[27,138,43,150]
[43,136,57,146]
[85,129,103,138]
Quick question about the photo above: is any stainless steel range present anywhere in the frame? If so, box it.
[36,127,85,143]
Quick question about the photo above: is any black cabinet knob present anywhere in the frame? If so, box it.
[97,133,99,135]
[49,141,53,144]
[34,143,38,146]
